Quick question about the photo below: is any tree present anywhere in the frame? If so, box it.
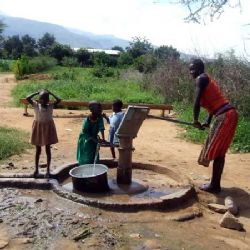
[93,52,118,67]
[118,52,134,66]
[126,37,153,59]
[75,49,93,66]
[38,33,56,55]
[3,35,23,59]
[154,45,180,60]
[21,34,37,57]
[0,20,6,56]
[49,43,73,63]
[0,20,4,36]
[134,54,158,73]
[111,46,124,52]
[173,0,241,23]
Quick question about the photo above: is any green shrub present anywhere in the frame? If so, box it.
[93,52,118,67]
[118,52,134,66]
[52,69,78,81]
[92,66,115,78]
[29,56,57,73]
[0,59,14,72]
[134,54,157,73]
[231,117,250,153]
[12,56,30,79]
[0,127,30,160]
[12,56,57,78]
[61,56,79,67]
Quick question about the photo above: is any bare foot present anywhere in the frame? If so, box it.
[33,170,39,178]
[44,172,51,179]
[199,183,221,193]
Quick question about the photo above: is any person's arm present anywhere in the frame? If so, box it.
[98,117,105,141]
[102,113,110,124]
[47,90,61,105]
[193,75,209,129]
[100,130,105,141]
[202,113,213,128]
[26,91,39,105]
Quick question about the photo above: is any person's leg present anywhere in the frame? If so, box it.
[34,146,41,177]
[199,156,225,193]
[110,147,116,159]
[45,145,51,178]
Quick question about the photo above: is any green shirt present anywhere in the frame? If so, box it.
[76,116,104,165]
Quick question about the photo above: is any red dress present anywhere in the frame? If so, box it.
[198,77,238,166]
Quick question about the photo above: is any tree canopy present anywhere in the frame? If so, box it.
[154,45,180,60]
[173,0,241,23]
[127,37,153,59]
[38,32,56,55]
[0,20,6,53]
[3,35,23,59]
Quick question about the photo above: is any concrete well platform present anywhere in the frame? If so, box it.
[0,159,196,211]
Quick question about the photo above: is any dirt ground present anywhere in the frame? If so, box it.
[0,73,250,249]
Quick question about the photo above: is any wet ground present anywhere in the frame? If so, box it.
[1,73,250,249]
[1,187,249,250]
[62,168,180,203]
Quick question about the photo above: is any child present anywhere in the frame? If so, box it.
[103,99,124,159]
[77,101,106,165]
[26,89,61,178]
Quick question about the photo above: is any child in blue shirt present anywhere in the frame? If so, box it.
[103,99,124,159]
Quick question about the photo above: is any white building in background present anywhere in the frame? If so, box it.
[73,48,121,55]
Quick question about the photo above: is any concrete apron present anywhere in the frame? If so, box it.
[0,159,196,212]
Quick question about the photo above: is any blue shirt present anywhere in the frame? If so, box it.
[109,111,125,145]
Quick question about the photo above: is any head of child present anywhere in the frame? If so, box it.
[89,101,102,118]
[112,99,123,113]
[39,90,49,106]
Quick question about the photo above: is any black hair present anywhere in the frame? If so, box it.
[39,90,49,100]
[88,101,101,110]
[112,99,123,110]
[191,58,205,72]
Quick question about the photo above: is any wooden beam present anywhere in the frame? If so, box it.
[20,98,173,116]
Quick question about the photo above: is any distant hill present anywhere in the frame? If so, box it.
[0,15,129,49]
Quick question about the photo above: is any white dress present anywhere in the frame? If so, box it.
[31,102,58,146]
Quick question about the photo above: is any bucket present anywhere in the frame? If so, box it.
[69,164,109,193]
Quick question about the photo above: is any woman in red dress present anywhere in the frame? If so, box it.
[189,59,238,193]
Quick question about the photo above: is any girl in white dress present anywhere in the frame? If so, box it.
[26,89,61,178]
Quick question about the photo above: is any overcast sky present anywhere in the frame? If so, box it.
[1,0,250,58]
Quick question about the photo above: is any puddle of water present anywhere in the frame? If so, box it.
[61,167,181,203]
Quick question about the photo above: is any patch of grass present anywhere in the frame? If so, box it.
[0,59,15,72]
[0,127,31,161]
[175,103,250,153]
[175,104,208,144]
[231,117,250,153]
[12,66,163,106]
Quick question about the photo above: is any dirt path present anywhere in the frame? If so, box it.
[1,73,250,249]
[0,74,17,107]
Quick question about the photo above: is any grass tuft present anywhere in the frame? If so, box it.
[0,127,31,161]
